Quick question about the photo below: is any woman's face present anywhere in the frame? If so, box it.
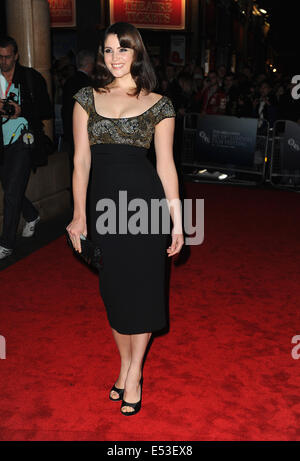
[103,33,134,78]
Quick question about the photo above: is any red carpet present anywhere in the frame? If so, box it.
[1,182,300,441]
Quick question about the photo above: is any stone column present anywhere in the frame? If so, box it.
[5,0,52,137]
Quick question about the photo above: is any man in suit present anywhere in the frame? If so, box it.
[0,36,52,259]
[62,50,94,153]
[61,50,94,205]
[253,81,279,128]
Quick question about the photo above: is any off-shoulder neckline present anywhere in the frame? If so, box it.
[91,88,166,120]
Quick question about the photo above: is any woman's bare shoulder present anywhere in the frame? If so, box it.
[144,91,164,103]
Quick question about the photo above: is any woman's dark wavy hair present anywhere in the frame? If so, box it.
[92,22,157,97]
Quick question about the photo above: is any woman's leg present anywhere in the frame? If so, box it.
[121,332,152,413]
[110,328,132,399]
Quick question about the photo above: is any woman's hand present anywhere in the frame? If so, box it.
[167,229,184,257]
[66,218,87,253]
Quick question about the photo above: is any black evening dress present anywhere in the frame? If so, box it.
[73,86,176,334]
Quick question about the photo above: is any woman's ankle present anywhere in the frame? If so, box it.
[126,365,142,382]
[116,360,131,383]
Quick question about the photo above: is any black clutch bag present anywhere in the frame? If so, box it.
[66,232,103,270]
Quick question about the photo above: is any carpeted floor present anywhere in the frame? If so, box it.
[1,182,300,441]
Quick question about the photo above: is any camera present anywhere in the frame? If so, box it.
[1,92,17,117]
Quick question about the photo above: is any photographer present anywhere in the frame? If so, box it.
[0,36,52,260]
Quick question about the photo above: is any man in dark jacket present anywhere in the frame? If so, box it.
[61,49,94,147]
[0,36,52,259]
[61,49,94,208]
[253,81,279,128]
[61,49,94,204]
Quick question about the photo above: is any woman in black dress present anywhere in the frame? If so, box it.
[66,22,184,415]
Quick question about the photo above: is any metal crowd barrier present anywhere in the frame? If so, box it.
[181,113,269,186]
[269,120,300,190]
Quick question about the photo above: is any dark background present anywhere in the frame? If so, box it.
[0,1,299,75]
[258,0,300,75]
[0,1,6,36]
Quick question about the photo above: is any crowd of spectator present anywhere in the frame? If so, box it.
[49,52,300,192]
[153,62,300,129]
[51,52,300,145]
[48,51,300,202]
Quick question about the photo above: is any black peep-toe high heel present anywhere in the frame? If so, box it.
[120,377,143,416]
[109,384,124,401]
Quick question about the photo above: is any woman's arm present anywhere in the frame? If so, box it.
[154,117,184,257]
[66,101,91,252]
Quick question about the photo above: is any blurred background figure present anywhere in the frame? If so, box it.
[216,64,227,88]
[52,54,76,150]
[253,80,279,128]
[61,49,95,205]
[199,70,226,115]
[62,49,95,151]
[223,72,239,116]
[165,64,181,100]
[174,72,198,116]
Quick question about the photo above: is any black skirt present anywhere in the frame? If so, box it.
[89,143,170,334]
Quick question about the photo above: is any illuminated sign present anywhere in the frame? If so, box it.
[109,0,185,30]
[48,0,76,28]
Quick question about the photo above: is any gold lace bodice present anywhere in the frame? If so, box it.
[73,86,176,149]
